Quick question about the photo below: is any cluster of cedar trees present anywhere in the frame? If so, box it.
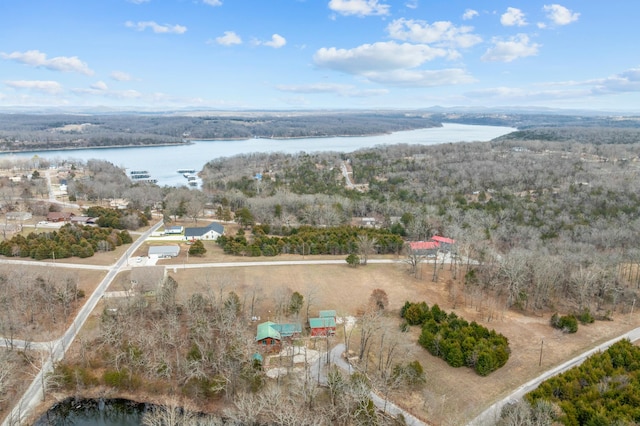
[84,206,149,229]
[0,224,132,259]
[525,339,640,425]
[401,301,510,376]
[216,225,404,257]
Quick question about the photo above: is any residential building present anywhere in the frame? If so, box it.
[185,222,224,241]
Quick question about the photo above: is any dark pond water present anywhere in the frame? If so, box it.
[34,398,148,426]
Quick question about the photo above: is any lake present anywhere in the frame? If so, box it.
[0,123,515,187]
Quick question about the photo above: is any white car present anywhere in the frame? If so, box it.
[37,221,49,226]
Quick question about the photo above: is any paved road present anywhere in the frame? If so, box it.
[310,343,428,426]
[1,220,163,426]
[468,327,640,426]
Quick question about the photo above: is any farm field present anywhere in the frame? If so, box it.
[84,253,640,425]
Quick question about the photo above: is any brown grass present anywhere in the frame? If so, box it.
[156,256,640,425]
[12,244,640,425]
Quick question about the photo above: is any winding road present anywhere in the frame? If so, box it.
[1,220,163,426]
[468,327,640,425]
[310,343,428,426]
[2,222,640,425]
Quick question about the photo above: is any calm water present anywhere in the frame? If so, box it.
[1,123,514,187]
[34,398,146,425]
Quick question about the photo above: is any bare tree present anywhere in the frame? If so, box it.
[403,244,426,278]
[356,234,377,266]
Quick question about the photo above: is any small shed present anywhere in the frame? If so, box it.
[319,310,336,320]
[185,222,224,241]
[309,317,336,337]
[256,321,281,347]
[148,245,180,258]
[165,226,184,235]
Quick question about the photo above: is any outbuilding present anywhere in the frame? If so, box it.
[148,245,180,258]
[309,317,336,337]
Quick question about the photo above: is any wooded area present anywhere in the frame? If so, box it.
[3,112,640,424]
[0,111,440,151]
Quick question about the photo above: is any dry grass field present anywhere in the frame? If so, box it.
[7,237,640,425]
[107,251,640,425]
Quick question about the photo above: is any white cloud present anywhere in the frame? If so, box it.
[125,21,187,34]
[314,41,448,74]
[277,82,355,94]
[0,50,94,75]
[110,71,133,81]
[263,34,287,48]
[462,9,478,20]
[4,80,63,94]
[589,68,640,94]
[276,82,388,97]
[203,0,222,6]
[481,34,540,62]
[214,31,242,46]
[543,4,579,26]
[501,7,527,26]
[405,0,418,10]
[328,0,390,17]
[128,0,150,3]
[362,68,476,87]
[91,81,109,91]
[386,18,482,48]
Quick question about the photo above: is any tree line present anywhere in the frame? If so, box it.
[216,225,404,257]
[0,224,132,259]
[513,339,640,426]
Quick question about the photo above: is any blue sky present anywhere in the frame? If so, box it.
[1,0,638,112]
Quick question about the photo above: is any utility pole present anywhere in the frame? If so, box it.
[539,339,544,366]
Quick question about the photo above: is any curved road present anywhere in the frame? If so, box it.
[3,237,640,425]
[468,327,640,425]
[1,220,163,426]
[310,343,428,426]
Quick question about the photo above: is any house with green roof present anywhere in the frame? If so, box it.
[271,322,302,338]
[319,310,336,319]
[309,317,336,337]
[255,321,281,348]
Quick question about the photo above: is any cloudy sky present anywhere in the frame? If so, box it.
[1,0,638,112]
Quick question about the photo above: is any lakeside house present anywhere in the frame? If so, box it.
[185,222,224,241]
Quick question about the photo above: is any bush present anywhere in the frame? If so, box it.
[188,240,207,256]
[576,308,595,325]
[346,253,360,267]
[551,313,578,333]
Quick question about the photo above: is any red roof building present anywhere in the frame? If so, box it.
[408,241,439,251]
[432,236,455,245]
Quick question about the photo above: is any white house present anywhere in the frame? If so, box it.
[185,222,224,241]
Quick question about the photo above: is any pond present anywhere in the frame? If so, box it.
[34,398,147,426]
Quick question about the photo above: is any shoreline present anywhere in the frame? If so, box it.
[0,124,445,155]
